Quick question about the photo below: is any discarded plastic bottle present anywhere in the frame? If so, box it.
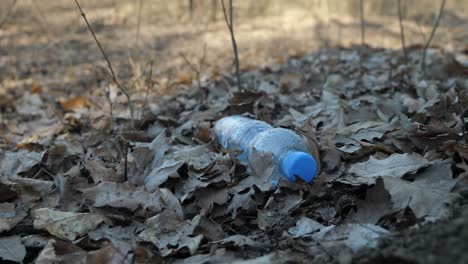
[214,115,318,186]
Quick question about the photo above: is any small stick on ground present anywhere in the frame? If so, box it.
[0,0,16,30]
[397,0,407,61]
[221,0,241,89]
[421,0,446,73]
[74,0,135,129]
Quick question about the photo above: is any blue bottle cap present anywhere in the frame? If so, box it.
[280,151,318,183]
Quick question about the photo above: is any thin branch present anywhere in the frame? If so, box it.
[180,54,199,74]
[458,99,468,144]
[0,0,16,30]
[180,53,200,89]
[221,0,241,89]
[74,0,135,128]
[128,60,153,90]
[124,142,128,181]
[421,0,446,73]
[180,44,207,91]
[397,0,407,61]
[142,60,154,111]
[325,0,330,47]
[456,86,468,143]
[199,44,207,79]
[189,0,195,20]
[359,0,365,46]
[106,84,114,131]
[358,0,365,76]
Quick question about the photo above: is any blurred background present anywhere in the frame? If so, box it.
[0,0,467,97]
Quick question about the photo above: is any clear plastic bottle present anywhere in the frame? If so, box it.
[215,116,273,162]
[214,115,318,186]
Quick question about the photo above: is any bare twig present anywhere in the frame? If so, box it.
[221,0,241,89]
[325,0,330,47]
[358,0,365,75]
[142,60,154,111]
[421,0,446,73]
[397,0,407,61]
[124,142,128,181]
[128,59,153,90]
[180,44,207,90]
[359,0,365,46]
[74,0,135,129]
[189,0,194,20]
[106,84,114,131]
[458,103,468,143]
[0,0,16,30]
[136,0,144,46]
[456,88,468,143]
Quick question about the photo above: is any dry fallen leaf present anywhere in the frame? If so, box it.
[80,182,163,216]
[174,73,193,85]
[59,96,88,112]
[219,235,265,249]
[88,224,138,244]
[2,32,467,263]
[377,160,459,220]
[288,217,325,238]
[1,150,46,177]
[349,153,432,180]
[10,177,55,206]
[138,210,202,257]
[344,177,392,224]
[32,208,105,241]
[257,191,303,231]
[312,223,389,252]
[280,72,302,91]
[85,160,121,183]
[30,82,43,94]
[0,236,26,263]
[0,202,27,232]
[36,239,87,264]
[145,145,218,191]
[87,241,133,264]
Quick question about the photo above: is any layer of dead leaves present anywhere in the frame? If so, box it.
[0,46,467,263]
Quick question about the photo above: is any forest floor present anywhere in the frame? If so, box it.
[1,1,468,263]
